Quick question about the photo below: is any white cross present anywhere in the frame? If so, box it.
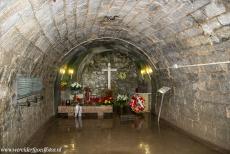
[102,63,117,89]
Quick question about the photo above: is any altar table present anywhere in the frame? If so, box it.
[58,105,113,117]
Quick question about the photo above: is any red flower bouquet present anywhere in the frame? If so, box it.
[90,96,113,105]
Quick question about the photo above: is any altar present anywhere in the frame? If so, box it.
[58,62,152,118]
[58,105,113,117]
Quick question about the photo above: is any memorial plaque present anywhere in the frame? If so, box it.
[16,75,43,100]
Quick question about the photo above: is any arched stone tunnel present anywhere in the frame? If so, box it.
[0,0,230,152]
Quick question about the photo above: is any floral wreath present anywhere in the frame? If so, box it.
[118,72,127,80]
[129,94,145,113]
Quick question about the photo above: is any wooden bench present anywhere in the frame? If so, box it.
[58,105,113,118]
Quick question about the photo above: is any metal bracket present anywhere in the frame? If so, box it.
[17,95,43,107]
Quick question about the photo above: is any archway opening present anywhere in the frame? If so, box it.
[54,38,158,115]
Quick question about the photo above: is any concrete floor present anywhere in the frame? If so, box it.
[28,114,223,154]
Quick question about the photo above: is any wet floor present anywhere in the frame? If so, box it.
[28,114,223,154]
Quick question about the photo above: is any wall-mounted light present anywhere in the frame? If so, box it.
[141,66,153,75]
[141,69,146,75]
[146,67,153,74]
[59,68,65,74]
[59,66,75,80]
[68,69,74,79]
[59,68,66,79]
[140,66,153,80]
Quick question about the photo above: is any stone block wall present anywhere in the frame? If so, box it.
[159,70,230,150]
[81,52,144,96]
[0,81,54,148]
[157,27,230,150]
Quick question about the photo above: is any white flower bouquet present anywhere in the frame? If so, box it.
[70,82,82,91]
[115,94,129,107]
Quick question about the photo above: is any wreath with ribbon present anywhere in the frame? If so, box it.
[129,94,145,113]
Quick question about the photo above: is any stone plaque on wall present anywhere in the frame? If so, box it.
[16,75,43,100]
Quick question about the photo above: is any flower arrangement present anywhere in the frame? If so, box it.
[115,94,129,107]
[129,94,145,113]
[89,96,113,105]
[70,82,82,91]
[60,81,68,90]
[73,94,82,103]
[102,97,113,105]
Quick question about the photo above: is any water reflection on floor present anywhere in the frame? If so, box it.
[29,114,223,154]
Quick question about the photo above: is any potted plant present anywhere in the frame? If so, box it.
[114,94,129,114]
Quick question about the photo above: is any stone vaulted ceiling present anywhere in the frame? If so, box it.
[1,0,230,150]
[0,0,230,84]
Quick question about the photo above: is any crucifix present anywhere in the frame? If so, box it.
[102,63,117,89]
